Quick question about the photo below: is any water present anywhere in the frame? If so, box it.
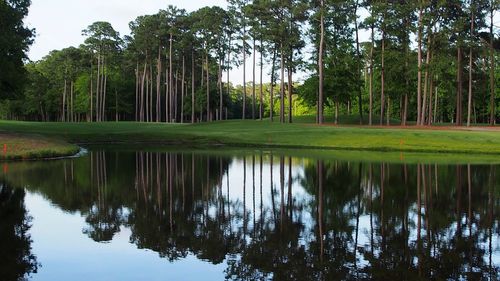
[1,147,499,280]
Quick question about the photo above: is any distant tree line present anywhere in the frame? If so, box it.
[1,0,499,126]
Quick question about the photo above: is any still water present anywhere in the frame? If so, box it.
[0,147,499,280]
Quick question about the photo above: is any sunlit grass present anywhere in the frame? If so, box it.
[0,120,499,159]
[0,133,79,160]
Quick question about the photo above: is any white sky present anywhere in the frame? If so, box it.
[26,0,226,61]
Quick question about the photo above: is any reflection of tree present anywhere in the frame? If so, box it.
[82,151,123,242]
[128,152,236,263]
[83,206,123,242]
[0,184,38,281]
[3,150,500,280]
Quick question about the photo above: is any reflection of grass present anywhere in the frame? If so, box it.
[0,120,499,158]
[0,133,79,160]
[85,145,500,165]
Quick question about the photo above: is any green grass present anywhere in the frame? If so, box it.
[292,114,401,125]
[0,132,79,160]
[0,120,499,158]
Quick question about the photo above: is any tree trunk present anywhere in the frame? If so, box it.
[421,32,432,125]
[115,89,118,122]
[288,64,293,124]
[380,26,386,125]
[140,61,147,122]
[456,46,463,126]
[182,56,185,123]
[100,56,105,122]
[280,43,285,123]
[165,52,169,122]
[146,65,149,122]
[227,36,232,121]
[428,75,434,125]
[96,53,100,122]
[270,48,277,122]
[62,79,67,122]
[169,32,173,122]
[192,51,195,123]
[259,36,264,120]
[402,16,409,126]
[489,2,495,125]
[318,0,325,124]
[467,6,474,127]
[103,58,108,122]
[386,97,390,125]
[156,46,162,123]
[252,37,256,120]
[91,63,94,122]
[134,62,138,121]
[355,0,362,124]
[150,64,154,122]
[417,5,423,125]
[334,101,339,125]
[206,53,210,121]
[70,81,74,122]
[403,93,408,126]
[175,70,179,121]
[242,25,247,120]
[369,22,374,126]
[433,82,438,124]
[218,57,222,121]
[219,58,223,121]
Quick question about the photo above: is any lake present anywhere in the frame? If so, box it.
[1,146,499,280]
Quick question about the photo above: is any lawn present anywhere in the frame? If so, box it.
[0,120,499,156]
[0,132,79,160]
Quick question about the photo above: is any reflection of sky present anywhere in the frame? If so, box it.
[225,156,315,237]
[25,192,226,281]
[226,157,310,207]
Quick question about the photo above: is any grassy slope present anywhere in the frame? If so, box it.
[0,133,79,160]
[0,120,499,157]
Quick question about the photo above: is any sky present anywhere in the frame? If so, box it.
[26,0,226,61]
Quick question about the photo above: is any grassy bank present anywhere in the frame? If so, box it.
[0,120,499,156]
[0,133,79,160]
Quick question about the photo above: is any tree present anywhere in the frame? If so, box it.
[192,6,229,122]
[82,21,122,122]
[489,0,499,124]
[0,0,34,99]
[228,0,251,120]
[318,0,325,124]
[283,0,308,123]
[6,0,499,126]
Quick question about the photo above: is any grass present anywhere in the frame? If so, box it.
[292,114,401,125]
[0,133,80,160]
[0,119,499,158]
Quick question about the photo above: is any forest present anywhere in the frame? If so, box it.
[1,0,500,126]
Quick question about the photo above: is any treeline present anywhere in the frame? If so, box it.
[2,0,500,125]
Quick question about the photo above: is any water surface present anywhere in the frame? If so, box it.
[1,147,499,280]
